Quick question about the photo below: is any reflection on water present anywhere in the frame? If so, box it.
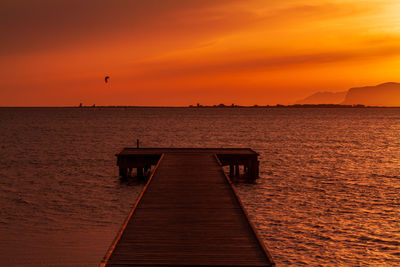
[0,107,399,266]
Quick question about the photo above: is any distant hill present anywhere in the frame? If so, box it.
[296,82,400,106]
[342,82,400,106]
[295,91,347,104]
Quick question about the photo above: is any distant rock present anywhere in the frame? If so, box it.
[342,82,400,106]
[295,91,347,104]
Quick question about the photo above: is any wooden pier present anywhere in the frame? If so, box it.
[116,148,260,182]
[102,148,274,266]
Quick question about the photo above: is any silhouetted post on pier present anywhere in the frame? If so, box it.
[119,167,128,179]
[137,167,144,179]
[235,164,240,177]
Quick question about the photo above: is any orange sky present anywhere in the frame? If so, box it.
[1,0,400,106]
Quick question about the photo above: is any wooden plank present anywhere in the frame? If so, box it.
[103,152,274,266]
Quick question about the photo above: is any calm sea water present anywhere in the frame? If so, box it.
[0,107,399,266]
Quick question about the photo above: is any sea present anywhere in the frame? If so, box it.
[0,107,399,266]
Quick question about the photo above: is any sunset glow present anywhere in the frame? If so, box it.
[1,0,400,106]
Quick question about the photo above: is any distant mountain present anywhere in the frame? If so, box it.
[296,82,400,106]
[295,91,347,104]
[342,82,400,106]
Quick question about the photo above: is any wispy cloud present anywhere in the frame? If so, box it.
[0,0,247,54]
[125,42,400,81]
[2,0,400,105]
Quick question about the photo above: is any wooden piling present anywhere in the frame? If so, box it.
[119,167,127,179]
[136,167,143,178]
[229,164,234,177]
[235,164,240,177]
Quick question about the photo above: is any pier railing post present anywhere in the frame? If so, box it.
[235,164,240,177]
[229,165,234,178]
[119,167,128,179]
[247,159,259,181]
[137,167,144,179]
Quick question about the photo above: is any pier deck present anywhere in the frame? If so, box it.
[102,149,274,266]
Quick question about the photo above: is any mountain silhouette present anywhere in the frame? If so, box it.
[296,82,400,106]
[342,82,400,106]
[295,91,347,104]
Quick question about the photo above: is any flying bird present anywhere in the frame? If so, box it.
[105,76,110,83]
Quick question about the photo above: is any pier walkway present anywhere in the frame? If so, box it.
[102,150,274,266]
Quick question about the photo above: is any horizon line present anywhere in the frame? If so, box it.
[1,104,400,108]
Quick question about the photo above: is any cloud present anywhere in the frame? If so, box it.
[0,0,249,55]
[276,2,375,19]
[126,44,400,81]
[0,0,387,57]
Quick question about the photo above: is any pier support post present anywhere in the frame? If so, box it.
[144,165,150,174]
[235,165,240,177]
[137,167,144,179]
[229,165,234,178]
[119,167,128,179]
[247,159,259,182]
